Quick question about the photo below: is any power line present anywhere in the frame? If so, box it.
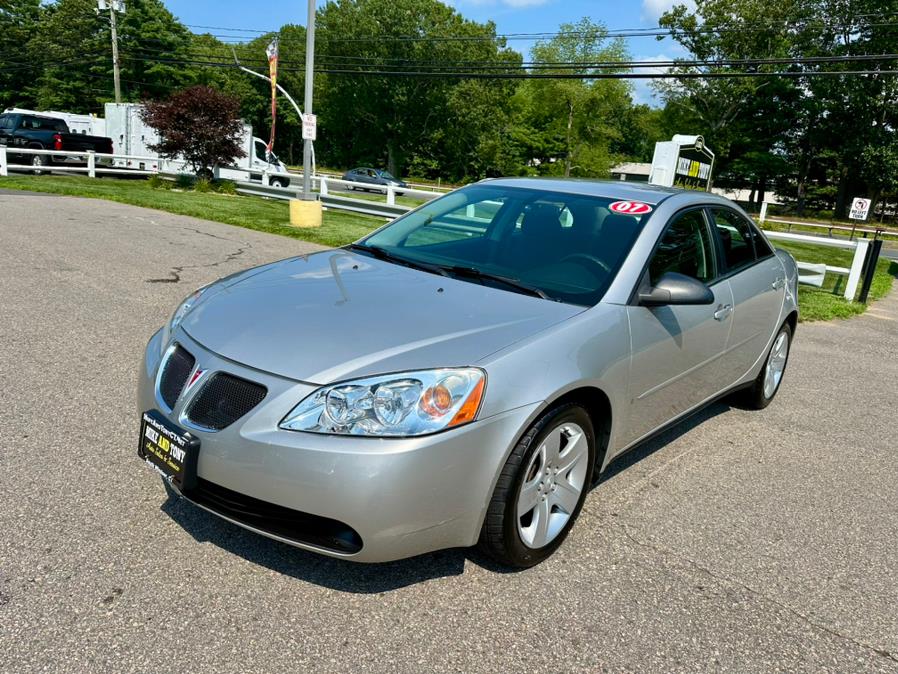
[315,68,898,79]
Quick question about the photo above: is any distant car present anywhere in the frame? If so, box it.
[0,112,114,174]
[137,179,799,567]
[341,167,408,194]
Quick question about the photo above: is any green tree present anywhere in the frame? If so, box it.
[0,0,42,108]
[26,0,192,112]
[315,0,520,178]
[521,18,632,178]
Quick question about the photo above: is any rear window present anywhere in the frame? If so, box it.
[21,116,67,132]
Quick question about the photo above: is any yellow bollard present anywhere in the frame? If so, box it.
[289,199,323,228]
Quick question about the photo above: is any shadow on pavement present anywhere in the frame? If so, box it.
[596,400,732,486]
[160,400,733,592]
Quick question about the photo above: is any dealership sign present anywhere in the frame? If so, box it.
[849,197,871,221]
[649,134,715,191]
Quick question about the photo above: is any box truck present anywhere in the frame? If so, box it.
[103,103,291,187]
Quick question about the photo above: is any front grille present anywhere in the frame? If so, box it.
[185,478,363,554]
[185,373,267,430]
[159,345,195,409]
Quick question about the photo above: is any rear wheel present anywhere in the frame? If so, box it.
[478,403,595,568]
[740,322,792,410]
[270,178,288,188]
[31,153,49,175]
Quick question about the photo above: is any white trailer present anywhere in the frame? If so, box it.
[103,103,291,186]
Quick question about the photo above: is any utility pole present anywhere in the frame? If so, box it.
[302,0,315,200]
[98,0,123,103]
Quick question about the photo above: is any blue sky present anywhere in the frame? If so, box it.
[164,0,691,105]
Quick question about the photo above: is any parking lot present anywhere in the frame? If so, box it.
[1,193,897,672]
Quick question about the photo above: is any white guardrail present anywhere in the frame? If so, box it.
[763,229,870,301]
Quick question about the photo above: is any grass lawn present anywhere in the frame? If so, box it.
[1,174,894,321]
[0,174,385,248]
[773,240,897,321]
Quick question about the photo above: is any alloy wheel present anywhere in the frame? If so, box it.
[516,422,589,549]
[763,330,790,399]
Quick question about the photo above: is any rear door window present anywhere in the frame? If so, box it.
[710,208,759,272]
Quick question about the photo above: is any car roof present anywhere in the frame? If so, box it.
[478,177,684,205]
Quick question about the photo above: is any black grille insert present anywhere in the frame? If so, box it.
[185,478,363,554]
[186,373,267,430]
[159,345,195,409]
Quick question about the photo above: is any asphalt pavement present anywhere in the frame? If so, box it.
[1,193,897,673]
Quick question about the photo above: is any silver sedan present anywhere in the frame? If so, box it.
[137,178,799,567]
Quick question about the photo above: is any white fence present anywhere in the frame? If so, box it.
[0,146,160,177]
[0,145,447,216]
[763,229,870,301]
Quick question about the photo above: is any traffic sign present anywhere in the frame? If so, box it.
[302,113,317,141]
[849,197,871,221]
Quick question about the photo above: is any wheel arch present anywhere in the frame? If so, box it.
[543,385,613,483]
[784,309,798,337]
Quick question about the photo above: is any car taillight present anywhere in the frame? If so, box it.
[53,133,63,151]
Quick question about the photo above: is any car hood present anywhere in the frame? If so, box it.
[182,250,583,384]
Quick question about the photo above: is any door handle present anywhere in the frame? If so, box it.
[771,278,785,291]
[713,304,733,321]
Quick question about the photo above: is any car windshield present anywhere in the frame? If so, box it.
[359,184,652,306]
[378,170,396,180]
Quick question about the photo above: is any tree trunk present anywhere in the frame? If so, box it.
[564,100,574,178]
[796,155,812,216]
[387,138,402,178]
[834,167,849,220]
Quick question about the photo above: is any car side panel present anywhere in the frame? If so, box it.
[722,256,786,384]
[619,280,734,450]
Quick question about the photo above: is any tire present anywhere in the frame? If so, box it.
[31,153,49,175]
[478,403,596,568]
[739,321,792,410]
[271,178,287,188]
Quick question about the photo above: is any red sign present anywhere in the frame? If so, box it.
[609,201,652,215]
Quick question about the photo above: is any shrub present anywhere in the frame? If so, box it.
[147,174,171,190]
[212,179,237,195]
[174,174,194,190]
[194,177,213,193]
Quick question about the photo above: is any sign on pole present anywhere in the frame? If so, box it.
[302,113,317,141]
[849,197,871,221]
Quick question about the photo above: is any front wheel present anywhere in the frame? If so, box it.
[478,403,596,568]
[739,321,792,410]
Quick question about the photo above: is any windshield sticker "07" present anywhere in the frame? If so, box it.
[609,201,653,215]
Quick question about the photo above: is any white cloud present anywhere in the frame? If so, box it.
[631,53,675,106]
[641,0,696,21]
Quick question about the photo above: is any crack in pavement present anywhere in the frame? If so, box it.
[617,521,898,665]
[146,237,254,284]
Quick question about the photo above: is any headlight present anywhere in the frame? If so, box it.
[280,368,486,437]
[160,285,210,352]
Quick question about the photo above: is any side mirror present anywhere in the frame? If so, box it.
[639,271,714,307]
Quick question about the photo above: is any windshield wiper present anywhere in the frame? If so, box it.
[345,243,448,276]
[440,265,551,300]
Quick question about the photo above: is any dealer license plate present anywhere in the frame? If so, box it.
[138,410,200,490]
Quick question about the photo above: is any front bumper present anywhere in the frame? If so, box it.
[138,329,538,562]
